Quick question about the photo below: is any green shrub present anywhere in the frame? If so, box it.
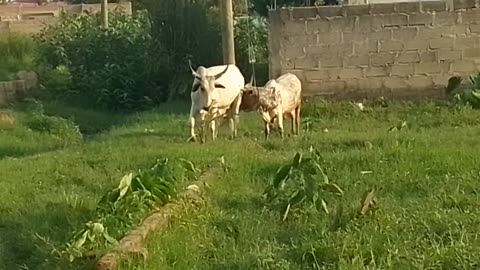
[35,10,166,110]
[0,33,38,81]
[446,73,480,109]
[234,16,269,85]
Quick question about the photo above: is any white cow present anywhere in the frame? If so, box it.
[188,61,245,142]
[240,73,302,139]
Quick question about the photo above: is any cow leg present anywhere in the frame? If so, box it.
[188,107,197,142]
[295,104,301,136]
[277,112,284,139]
[264,120,270,140]
[229,93,242,139]
[289,111,296,135]
[210,120,217,141]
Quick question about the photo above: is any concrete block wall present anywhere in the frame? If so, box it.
[268,0,480,99]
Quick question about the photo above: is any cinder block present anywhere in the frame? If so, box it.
[280,59,295,70]
[470,23,480,33]
[336,43,355,55]
[462,9,480,23]
[396,2,420,13]
[392,28,418,41]
[421,1,447,12]
[384,77,408,89]
[397,51,421,63]
[318,32,341,45]
[345,5,370,16]
[432,75,449,87]
[354,40,378,54]
[405,39,430,51]
[329,16,355,32]
[344,55,370,67]
[339,67,364,79]
[292,7,317,19]
[319,80,347,92]
[283,21,307,35]
[295,57,319,69]
[343,31,368,43]
[319,55,342,68]
[409,13,434,26]
[429,37,454,49]
[391,64,414,76]
[379,40,404,52]
[279,46,305,59]
[356,15,374,33]
[370,29,393,41]
[307,19,330,34]
[370,3,395,14]
[451,60,476,72]
[455,36,479,49]
[434,12,458,26]
[365,66,389,77]
[370,53,397,66]
[414,62,442,74]
[420,51,438,62]
[307,44,330,55]
[407,75,434,89]
[438,49,463,60]
[305,68,341,81]
[447,25,469,36]
[418,27,446,39]
[345,78,384,91]
[453,0,476,10]
[316,6,343,18]
[383,14,409,27]
[283,35,317,47]
[464,48,480,58]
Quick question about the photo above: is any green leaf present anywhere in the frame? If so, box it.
[90,222,105,235]
[292,152,302,168]
[288,189,305,207]
[273,164,291,188]
[321,183,344,195]
[282,203,291,222]
[313,162,329,184]
[304,175,317,201]
[118,172,133,200]
[178,158,201,173]
[103,230,117,244]
[320,199,329,214]
[471,89,480,101]
[73,230,88,249]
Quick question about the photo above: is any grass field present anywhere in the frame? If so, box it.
[2,99,480,270]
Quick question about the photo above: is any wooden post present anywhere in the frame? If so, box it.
[220,0,235,65]
[101,0,108,29]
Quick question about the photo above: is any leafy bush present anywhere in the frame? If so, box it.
[0,33,38,81]
[263,147,344,221]
[35,10,167,110]
[446,73,480,109]
[60,157,202,262]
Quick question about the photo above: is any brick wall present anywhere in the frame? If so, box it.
[268,0,480,99]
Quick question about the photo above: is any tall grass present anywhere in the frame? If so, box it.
[0,33,38,81]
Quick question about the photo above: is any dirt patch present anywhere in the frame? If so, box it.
[0,111,16,126]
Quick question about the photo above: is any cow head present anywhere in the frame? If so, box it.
[240,74,261,112]
[189,60,229,111]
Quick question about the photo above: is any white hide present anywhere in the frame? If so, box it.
[189,64,245,142]
[257,73,302,138]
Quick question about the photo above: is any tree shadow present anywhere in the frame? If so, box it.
[0,202,94,270]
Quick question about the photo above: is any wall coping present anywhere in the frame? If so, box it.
[269,0,479,18]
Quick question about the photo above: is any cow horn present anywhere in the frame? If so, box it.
[188,59,202,79]
[213,64,229,80]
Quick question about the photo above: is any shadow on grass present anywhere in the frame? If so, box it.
[0,202,94,270]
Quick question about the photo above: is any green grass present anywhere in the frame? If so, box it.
[1,100,480,269]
